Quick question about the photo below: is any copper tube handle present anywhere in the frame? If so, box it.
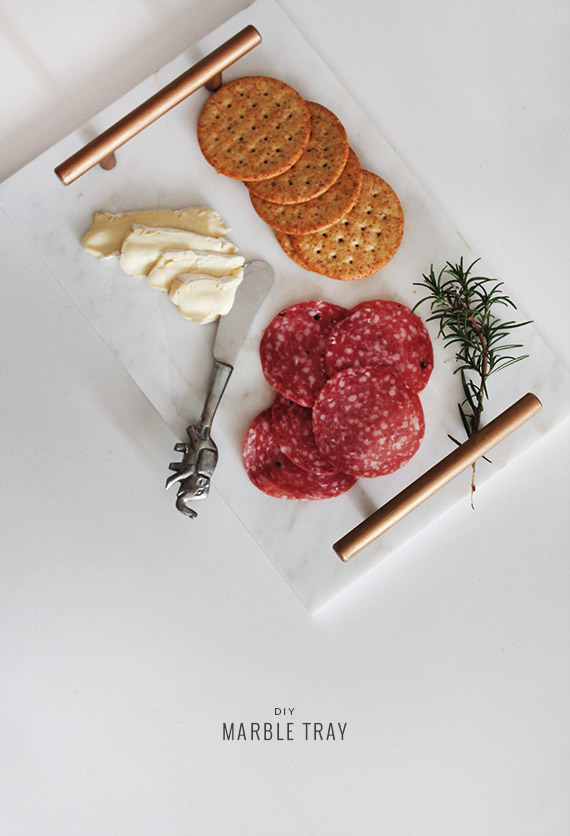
[54,25,262,185]
[333,392,542,562]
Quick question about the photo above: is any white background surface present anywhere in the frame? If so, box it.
[1,1,569,833]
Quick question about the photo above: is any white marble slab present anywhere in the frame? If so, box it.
[1,0,568,611]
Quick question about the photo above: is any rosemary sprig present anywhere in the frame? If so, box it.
[413,257,532,505]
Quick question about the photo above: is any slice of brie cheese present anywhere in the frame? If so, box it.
[119,225,239,276]
[147,250,245,292]
[168,273,243,324]
[81,207,229,257]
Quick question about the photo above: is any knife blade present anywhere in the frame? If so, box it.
[213,259,275,366]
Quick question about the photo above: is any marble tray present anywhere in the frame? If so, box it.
[1,0,569,612]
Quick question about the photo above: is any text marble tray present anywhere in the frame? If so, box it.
[1,0,569,611]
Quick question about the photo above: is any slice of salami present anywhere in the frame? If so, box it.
[325,300,433,393]
[243,409,356,499]
[270,395,337,476]
[312,366,425,478]
[260,301,348,407]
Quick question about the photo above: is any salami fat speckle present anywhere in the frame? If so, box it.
[270,395,337,475]
[325,300,433,393]
[243,409,356,499]
[312,366,425,478]
[260,300,348,407]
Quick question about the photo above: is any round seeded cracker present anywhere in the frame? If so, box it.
[274,230,312,269]
[250,147,362,234]
[290,171,404,280]
[244,102,349,203]
[197,76,311,181]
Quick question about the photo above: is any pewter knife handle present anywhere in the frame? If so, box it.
[165,360,231,515]
[199,360,233,431]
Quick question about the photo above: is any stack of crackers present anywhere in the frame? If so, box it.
[197,76,404,281]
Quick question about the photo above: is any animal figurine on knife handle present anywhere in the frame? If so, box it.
[166,361,232,518]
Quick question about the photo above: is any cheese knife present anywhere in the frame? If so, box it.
[166,259,275,517]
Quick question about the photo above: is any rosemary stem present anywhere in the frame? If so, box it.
[412,257,531,506]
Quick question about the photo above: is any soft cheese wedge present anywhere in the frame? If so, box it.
[147,250,245,292]
[119,225,239,276]
[168,273,243,324]
[81,208,229,258]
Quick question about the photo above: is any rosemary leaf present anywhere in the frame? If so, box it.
[413,257,532,502]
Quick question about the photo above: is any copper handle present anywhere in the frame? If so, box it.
[333,392,542,562]
[54,25,262,185]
